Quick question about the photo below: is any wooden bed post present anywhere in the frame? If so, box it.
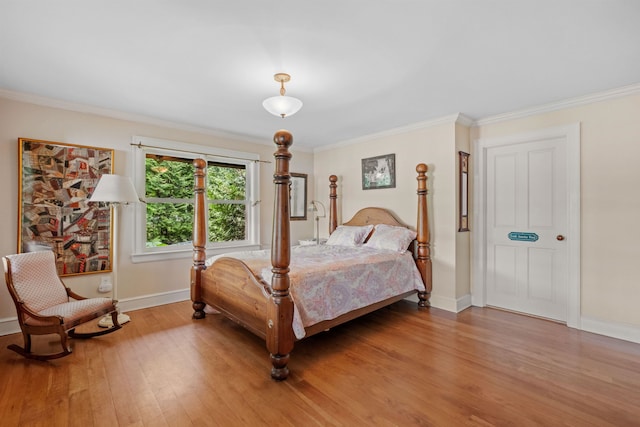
[415,163,432,307]
[329,175,338,234]
[267,130,295,381]
[191,158,207,319]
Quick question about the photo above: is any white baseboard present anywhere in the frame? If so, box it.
[0,317,20,336]
[580,316,640,345]
[117,288,190,313]
[469,300,640,345]
[5,290,636,345]
[429,293,472,313]
[0,288,191,337]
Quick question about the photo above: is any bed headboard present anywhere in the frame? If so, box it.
[342,207,409,229]
[327,175,410,232]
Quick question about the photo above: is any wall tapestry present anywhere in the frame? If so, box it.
[18,138,114,276]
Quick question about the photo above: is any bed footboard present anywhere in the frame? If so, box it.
[200,257,269,338]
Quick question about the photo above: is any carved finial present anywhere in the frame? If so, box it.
[416,163,428,174]
[329,175,338,183]
[193,158,207,169]
[273,130,293,148]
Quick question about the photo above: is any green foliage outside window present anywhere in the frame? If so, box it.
[146,202,194,247]
[208,203,245,242]
[145,157,247,247]
[207,164,246,242]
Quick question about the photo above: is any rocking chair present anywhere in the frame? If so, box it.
[3,251,121,360]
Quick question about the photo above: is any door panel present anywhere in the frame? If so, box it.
[528,149,554,227]
[528,248,554,301]
[493,245,517,296]
[493,153,517,227]
[486,137,568,321]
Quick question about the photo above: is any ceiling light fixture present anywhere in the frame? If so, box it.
[262,73,303,118]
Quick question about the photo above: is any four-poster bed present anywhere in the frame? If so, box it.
[191,130,432,380]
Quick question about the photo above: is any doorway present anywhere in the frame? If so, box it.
[473,124,581,328]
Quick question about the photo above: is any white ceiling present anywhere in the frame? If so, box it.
[1,1,639,150]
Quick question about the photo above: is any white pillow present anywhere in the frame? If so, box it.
[363,224,416,252]
[325,225,374,247]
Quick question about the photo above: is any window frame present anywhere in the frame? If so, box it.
[131,136,260,263]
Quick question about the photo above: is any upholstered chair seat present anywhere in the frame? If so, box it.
[3,251,121,360]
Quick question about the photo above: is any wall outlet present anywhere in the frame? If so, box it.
[98,276,113,293]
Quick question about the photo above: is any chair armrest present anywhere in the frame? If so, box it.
[18,302,64,324]
[66,288,88,301]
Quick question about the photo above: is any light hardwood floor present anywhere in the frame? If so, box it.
[0,300,639,426]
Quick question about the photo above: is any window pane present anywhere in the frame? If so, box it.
[208,203,246,242]
[145,155,194,199]
[207,163,246,201]
[146,203,194,247]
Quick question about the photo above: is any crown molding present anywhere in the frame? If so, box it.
[4,82,638,152]
[455,113,475,127]
[315,112,473,153]
[0,87,270,146]
[474,82,640,127]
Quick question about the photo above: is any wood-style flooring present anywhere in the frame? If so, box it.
[0,300,639,426]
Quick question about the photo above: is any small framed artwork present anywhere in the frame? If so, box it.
[290,172,308,220]
[458,151,470,232]
[362,153,396,190]
[18,138,114,276]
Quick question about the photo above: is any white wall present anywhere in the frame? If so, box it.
[471,91,640,334]
[0,95,314,333]
[3,87,639,342]
[313,88,640,342]
[313,116,471,312]
[455,123,472,304]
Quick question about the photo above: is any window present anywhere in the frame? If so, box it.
[131,136,260,262]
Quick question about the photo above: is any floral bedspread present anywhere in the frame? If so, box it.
[206,245,425,339]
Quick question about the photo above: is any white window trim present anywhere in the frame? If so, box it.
[130,135,261,263]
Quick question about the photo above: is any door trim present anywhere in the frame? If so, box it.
[472,123,581,328]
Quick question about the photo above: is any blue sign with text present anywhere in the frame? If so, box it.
[508,232,539,242]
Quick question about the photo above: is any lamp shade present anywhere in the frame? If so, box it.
[262,95,303,118]
[308,200,326,217]
[90,174,139,203]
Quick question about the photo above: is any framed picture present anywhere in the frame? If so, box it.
[362,153,396,190]
[290,172,307,220]
[18,138,114,276]
[458,151,470,232]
